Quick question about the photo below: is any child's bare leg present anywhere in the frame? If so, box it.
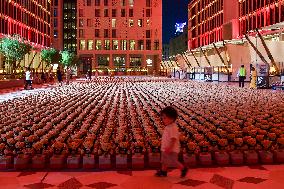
[176,161,184,170]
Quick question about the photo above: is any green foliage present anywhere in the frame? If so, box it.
[60,50,76,67]
[41,48,58,66]
[0,35,32,64]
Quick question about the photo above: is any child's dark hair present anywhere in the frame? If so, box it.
[160,106,178,120]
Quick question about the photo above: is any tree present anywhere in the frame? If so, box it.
[41,48,59,69]
[0,35,32,74]
[60,50,77,68]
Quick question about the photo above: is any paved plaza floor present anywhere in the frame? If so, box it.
[0,165,283,189]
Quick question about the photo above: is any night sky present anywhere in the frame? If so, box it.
[162,0,190,44]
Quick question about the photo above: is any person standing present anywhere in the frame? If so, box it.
[57,67,63,86]
[250,67,257,89]
[95,70,99,78]
[238,65,246,88]
[88,69,92,81]
[24,67,33,90]
[66,67,71,85]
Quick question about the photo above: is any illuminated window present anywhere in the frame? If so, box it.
[114,57,125,67]
[87,40,93,50]
[146,19,150,26]
[80,40,86,50]
[112,19,116,28]
[129,19,134,27]
[96,40,102,50]
[129,0,134,6]
[98,56,109,66]
[112,40,119,50]
[138,40,144,50]
[129,40,135,50]
[79,19,84,27]
[104,40,110,50]
[130,57,142,67]
[138,19,143,27]
[121,40,127,50]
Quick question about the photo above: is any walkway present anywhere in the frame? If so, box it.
[0,84,54,103]
[0,165,283,189]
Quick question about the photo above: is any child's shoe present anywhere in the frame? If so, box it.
[181,167,188,178]
[155,170,167,177]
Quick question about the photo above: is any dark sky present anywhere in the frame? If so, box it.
[163,0,190,44]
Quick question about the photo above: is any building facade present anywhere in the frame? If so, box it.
[0,0,51,69]
[51,0,77,52]
[188,0,284,49]
[239,0,284,36]
[51,0,162,74]
[179,0,284,81]
[188,0,224,49]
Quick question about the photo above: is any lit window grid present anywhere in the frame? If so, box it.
[0,0,51,32]
[7,0,50,25]
[188,0,224,49]
[238,0,284,35]
[0,0,51,46]
[78,39,159,51]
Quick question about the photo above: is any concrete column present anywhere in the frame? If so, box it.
[109,54,114,69]
[126,54,130,68]
[142,54,146,68]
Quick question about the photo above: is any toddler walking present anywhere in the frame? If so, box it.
[155,106,188,178]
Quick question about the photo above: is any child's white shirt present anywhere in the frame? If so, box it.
[161,123,180,153]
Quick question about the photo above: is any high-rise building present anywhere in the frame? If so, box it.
[0,0,51,46]
[0,0,51,69]
[188,0,284,49]
[188,0,224,49]
[51,0,77,52]
[51,0,162,74]
[169,25,188,56]
[182,0,284,81]
[239,0,284,36]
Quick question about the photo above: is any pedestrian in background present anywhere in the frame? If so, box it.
[238,65,246,88]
